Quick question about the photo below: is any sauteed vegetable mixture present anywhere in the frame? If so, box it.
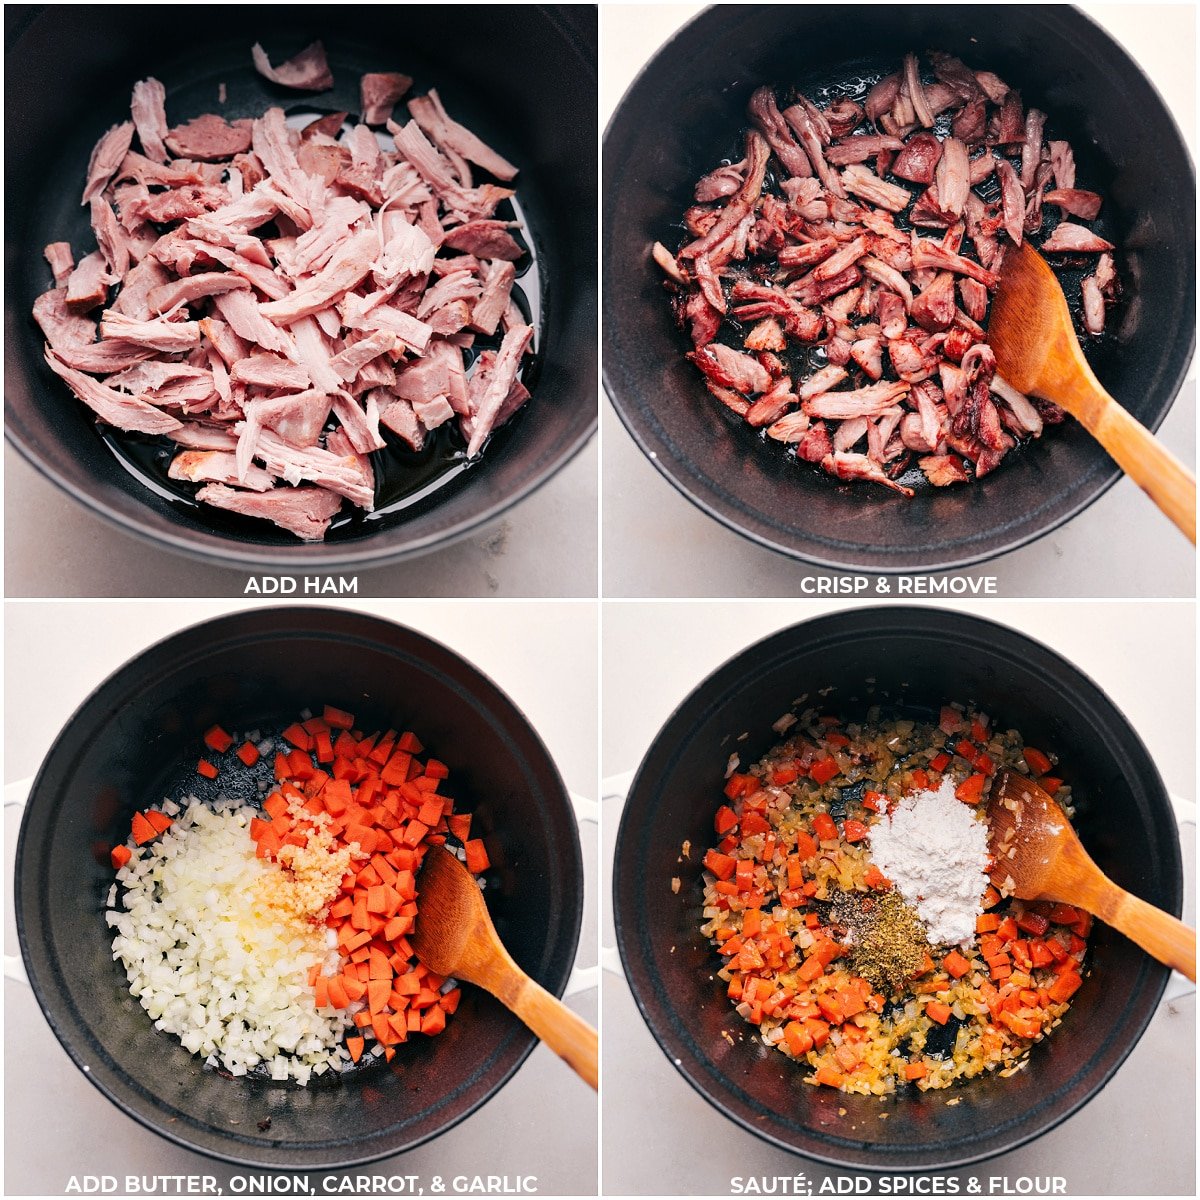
[699,703,1090,1094]
[107,703,489,1082]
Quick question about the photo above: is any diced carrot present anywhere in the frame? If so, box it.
[812,813,837,842]
[975,913,1001,934]
[144,809,173,834]
[346,1036,365,1063]
[314,974,330,1008]
[1023,747,1053,776]
[841,818,868,843]
[324,705,355,730]
[929,752,951,773]
[1040,776,1063,796]
[421,1007,447,1036]
[1016,911,1049,937]
[809,757,839,786]
[926,1001,952,1025]
[397,731,424,754]
[203,725,234,754]
[863,864,891,890]
[943,950,971,979]
[1048,971,1083,1003]
[282,723,312,751]
[110,844,132,870]
[999,1011,1040,1039]
[955,773,986,805]
[237,741,260,767]
[464,839,490,874]
[783,1021,813,1057]
[130,811,157,845]
[794,831,818,861]
[197,759,219,779]
[814,1066,844,1088]
[904,1061,928,1080]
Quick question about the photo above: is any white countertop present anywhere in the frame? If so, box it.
[601,598,1196,1195]
[3,600,598,1196]
[4,438,598,598]
[601,4,1197,598]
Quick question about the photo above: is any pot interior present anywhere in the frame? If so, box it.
[16,609,583,1168]
[603,4,1195,569]
[614,607,1178,1169]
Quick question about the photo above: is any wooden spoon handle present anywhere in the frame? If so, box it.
[512,976,599,1089]
[1080,390,1196,544]
[1106,887,1196,981]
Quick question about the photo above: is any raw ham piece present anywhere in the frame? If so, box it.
[251,41,334,91]
[34,43,536,540]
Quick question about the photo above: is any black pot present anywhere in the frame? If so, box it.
[4,4,596,569]
[603,4,1196,572]
[613,606,1181,1170]
[14,607,584,1169]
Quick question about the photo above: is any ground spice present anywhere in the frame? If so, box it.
[832,889,930,995]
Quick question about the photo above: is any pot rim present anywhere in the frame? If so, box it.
[15,605,585,1169]
[613,604,1181,1171]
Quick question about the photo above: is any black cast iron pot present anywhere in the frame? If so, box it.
[603,4,1196,571]
[613,606,1181,1169]
[15,607,584,1169]
[5,4,596,569]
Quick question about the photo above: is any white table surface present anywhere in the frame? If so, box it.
[601,599,1196,1195]
[3,600,598,1197]
[4,438,598,598]
[600,4,1197,599]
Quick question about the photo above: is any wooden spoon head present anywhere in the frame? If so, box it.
[987,769,1085,901]
[987,241,1081,402]
[410,843,495,980]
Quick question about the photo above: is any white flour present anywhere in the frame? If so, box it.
[868,776,990,947]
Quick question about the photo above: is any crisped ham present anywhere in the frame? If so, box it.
[251,41,334,91]
[660,47,1117,494]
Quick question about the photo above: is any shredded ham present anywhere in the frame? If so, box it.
[655,50,1117,494]
[35,46,534,540]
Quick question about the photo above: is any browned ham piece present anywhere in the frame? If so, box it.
[656,48,1118,494]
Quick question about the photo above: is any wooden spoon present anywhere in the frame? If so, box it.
[988,240,1196,543]
[410,844,598,1089]
[988,770,1195,980]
